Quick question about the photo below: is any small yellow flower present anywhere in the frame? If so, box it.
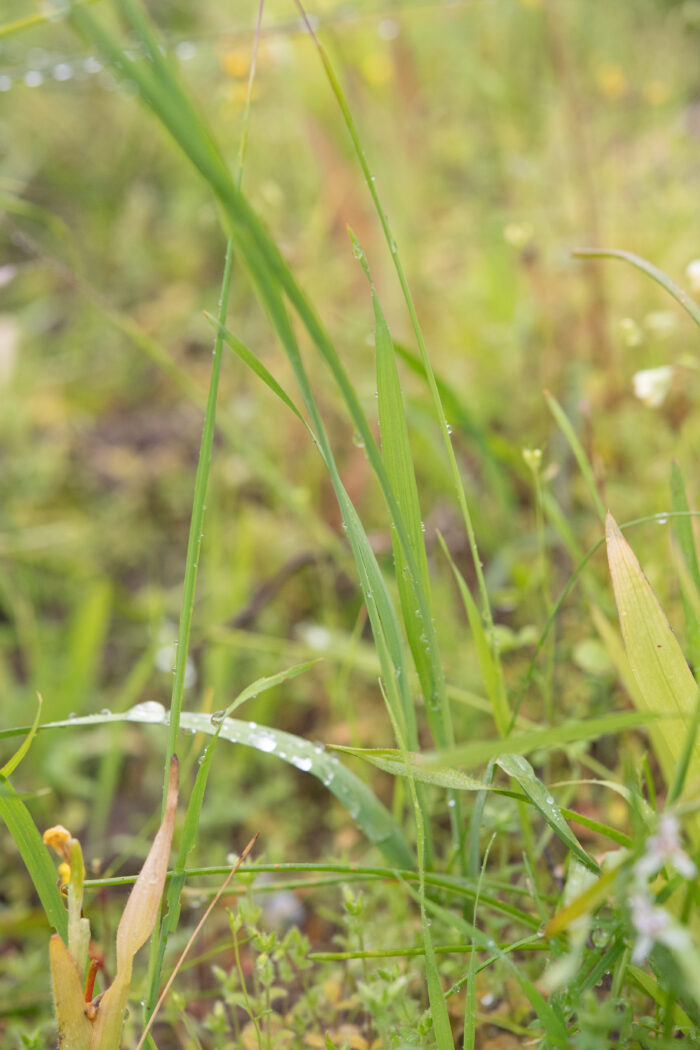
[43,825,73,865]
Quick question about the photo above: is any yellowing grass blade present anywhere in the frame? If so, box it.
[606,513,700,804]
[49,934,92,1050]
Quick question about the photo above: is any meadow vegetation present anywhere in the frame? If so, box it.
[1,0,700,1047]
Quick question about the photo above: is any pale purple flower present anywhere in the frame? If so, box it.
[634,812,697,882]
[628,892,690,964]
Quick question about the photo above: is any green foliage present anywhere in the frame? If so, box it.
[2,0,700,1047]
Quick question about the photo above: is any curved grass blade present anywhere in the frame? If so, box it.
[1,693,42,778]
[496,754,598,873]
[574,248,700,330]
[30,708,414,870]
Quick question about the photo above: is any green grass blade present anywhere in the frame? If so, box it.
[439,533,509,736]
[59,579,111,717]
[668,690,700,806]
[400,875,569,1048]
[496,754,598,873]
[351,231,462,861]
[162,240,234,805]
[330,746,489,790]
[1,694,42,778]
[671,461,700,670]
[292,1,506,735]
[606,512,700,804]
[544,391,606,522]
[33,709,414,869]
[574,248,700,330]
[420,709,662,770]
[215,659,321,721]
[0,780,68,941]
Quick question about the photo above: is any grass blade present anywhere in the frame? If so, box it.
[606,512,700,802]
[496,754,598,873]
[1,694,42,778]
[671,461,700,671]
[0,780,68,941]
[574,248,700,330]
[31,709,414,870]
[544,390,606,523]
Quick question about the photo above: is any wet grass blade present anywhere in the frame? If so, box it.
[496,754,598,873]
[31,709,415,870]
[574,248,700,330]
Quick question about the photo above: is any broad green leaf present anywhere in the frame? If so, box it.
[606,513,700,801]
[496,754,598,873]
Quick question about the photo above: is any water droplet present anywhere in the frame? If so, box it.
[291,755,313,772]
[68,712,76,720]
[657,514,669,525]
[24,70,44,88]
[129,700,167,722]
[211,709,227,726]
[52,63,73,81]
[99,707,111,716]
[175,40,197,61]
[352,431,365,448]
[84,57,102,74]
[447,797,456,808]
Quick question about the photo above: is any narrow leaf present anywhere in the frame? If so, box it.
[574,248,700,331]
[496,754,598,873]
[671,462,700,670]
[1,693,42,777]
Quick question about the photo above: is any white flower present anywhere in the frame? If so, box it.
[685,258,700,294]
[634,812,697,882]
[632,365,674,407]
[628,892,690,964]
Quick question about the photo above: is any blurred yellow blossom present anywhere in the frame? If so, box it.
[361,52,393,87]
[596,64,627,99]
